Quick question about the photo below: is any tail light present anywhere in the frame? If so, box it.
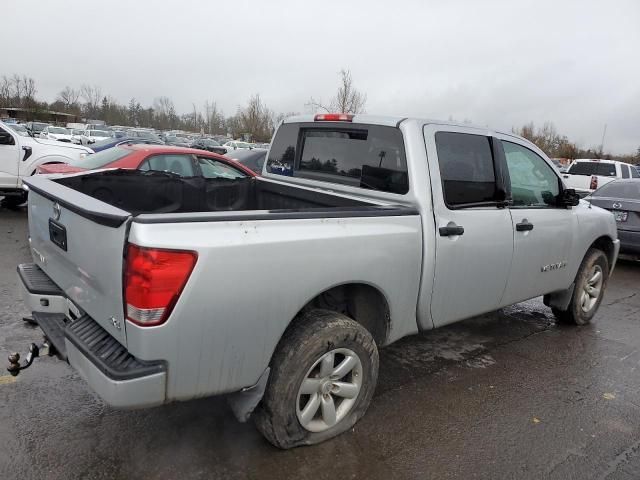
[590,175,598,190]
[314,113,354,122]
[124,244,197,327]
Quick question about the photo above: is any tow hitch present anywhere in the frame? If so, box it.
[7,340,53,377]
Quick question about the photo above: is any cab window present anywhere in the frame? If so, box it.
[434,132,498,207]
[621,164,630,179]
[502,141,559,208]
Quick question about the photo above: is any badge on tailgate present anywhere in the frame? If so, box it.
[49,219,67,251]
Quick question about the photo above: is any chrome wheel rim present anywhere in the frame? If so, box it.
[580,265,603,313]
[296,348,363,433]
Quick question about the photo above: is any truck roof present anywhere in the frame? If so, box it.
[282,114,529,146]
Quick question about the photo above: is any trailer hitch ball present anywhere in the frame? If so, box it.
[7,343,40,377]
[7,353,21,376]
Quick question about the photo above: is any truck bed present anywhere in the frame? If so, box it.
[50,170,376,216]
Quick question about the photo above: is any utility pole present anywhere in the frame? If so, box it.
[599,124,607,156]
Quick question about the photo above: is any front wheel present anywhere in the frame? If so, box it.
[253,309,379,449]
[552,248,609,325]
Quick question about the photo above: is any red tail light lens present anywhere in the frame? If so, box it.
[590,175,598,190]
[314,113,354,122]
[124,244,197,327]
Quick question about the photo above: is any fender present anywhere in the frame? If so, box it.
[25,154,77,176]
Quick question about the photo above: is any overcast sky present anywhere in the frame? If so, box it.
[5,0,640,153]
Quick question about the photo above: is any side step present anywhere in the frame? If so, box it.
[17,264,63,296]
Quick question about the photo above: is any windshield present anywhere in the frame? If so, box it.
[32,123,48,131]
[68,146,130,168]
[71,129,84,135]
[593,181,640,200]
[49,127,69,134]
[90,130,112,137]
[9,124,28,135]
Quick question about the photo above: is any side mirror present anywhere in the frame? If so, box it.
[559,188,580,207]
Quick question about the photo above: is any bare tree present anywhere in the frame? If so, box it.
[0,76,11,106]
[203,100,225,135]
[58,86,81,111]
[11,74,23,104]
[22,77,37,105]
[308,69,367,114]
[237,94,274,142]
[81,84,103,117]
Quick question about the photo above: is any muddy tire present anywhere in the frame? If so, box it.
[253,309,379,449]
[553,248,609,325]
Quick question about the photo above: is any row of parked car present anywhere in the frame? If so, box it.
[0,119,269,207]
[7,120,269,154]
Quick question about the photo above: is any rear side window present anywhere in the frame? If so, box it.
[434,132,498,207]
[266,123,409,194]
[631,166,640,178]
[621,164,630,179]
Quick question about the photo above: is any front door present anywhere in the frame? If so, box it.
[0,125,20,188]
[425,125,514,328]
[498,138,575,306]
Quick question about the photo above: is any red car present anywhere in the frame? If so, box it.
[37,144,257,178]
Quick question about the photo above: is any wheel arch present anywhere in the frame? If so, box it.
[278,281,392,350]
[27,154,74,176]
[589,235,616,269]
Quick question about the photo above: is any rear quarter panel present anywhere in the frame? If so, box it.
[126,214,422,400]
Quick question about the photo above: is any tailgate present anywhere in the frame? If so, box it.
[24,176,131,346]
[562,174,590,190]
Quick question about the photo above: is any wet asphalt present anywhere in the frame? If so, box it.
[1,204,639,480]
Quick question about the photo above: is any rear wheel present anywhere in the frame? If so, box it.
[254,309,379,449]
[552,248,609,325]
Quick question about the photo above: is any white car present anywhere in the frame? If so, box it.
[0,120,93,207]
[40,126,74,143]
[69,129,86,144]
[223,141,253,153]
[79,129,114,145]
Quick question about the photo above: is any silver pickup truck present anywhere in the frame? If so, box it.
[12,114,619,448]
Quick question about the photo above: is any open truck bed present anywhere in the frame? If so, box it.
[20,169,421,407]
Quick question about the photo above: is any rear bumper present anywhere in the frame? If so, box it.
[66,339,166,408]
[618,229,640,255]
[18,263,167,408]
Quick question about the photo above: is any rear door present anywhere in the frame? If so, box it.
[497,138,576,305]
[424,125,514,327]
[24,176,131,345]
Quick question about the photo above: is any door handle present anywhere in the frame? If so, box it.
[439,225,464,236]
[516,221,534,232]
